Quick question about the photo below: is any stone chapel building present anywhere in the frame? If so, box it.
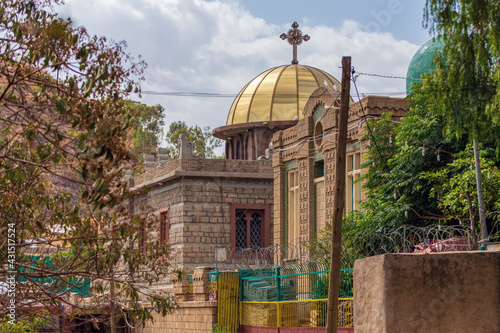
[127,22,415,332]
[131,22,411,272]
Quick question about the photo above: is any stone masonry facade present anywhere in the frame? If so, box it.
[272,87,410,249]
[130,153,274,278]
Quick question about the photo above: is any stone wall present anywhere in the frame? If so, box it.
[134,267,218,333]
[131,157,274,271]
[354,251,500,333]
[137,301,217,333]
[272,91,410,246]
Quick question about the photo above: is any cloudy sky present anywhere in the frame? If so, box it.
[58,0,432,141]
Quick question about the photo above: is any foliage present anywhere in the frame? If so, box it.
[0,312,48,333]
[127,101,165,171]
[421,151,500,241]
[165,121,223,158]
[339,109,465,254]
[312,107,473,258]
[418,0,500,242]
[129,102,165,156]
[0,0,173,326]
[422,0,500,146]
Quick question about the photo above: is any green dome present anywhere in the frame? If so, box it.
[406,38,444,94]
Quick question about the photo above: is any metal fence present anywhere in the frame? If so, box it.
[240,298,353,328]
[236,260,354,328]
[208,224,495,329]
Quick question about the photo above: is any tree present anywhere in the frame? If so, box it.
[421,0,500,244]
[0,0,174,328]
[164,121,223,159]
[0,312,48,333]
[127,101,165,172]
[421,152,500,244]
[334,109,466,257]
[316,90,500,259]
[129,102,165,157]
[423,0,500,140]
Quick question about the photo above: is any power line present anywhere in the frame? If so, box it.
[140,91,235,97]
[356,71,423,81]
[139,90,408,98]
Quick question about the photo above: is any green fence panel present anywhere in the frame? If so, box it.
[240,260,353,302]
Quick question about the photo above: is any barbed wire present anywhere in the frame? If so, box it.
[210,224,496,272]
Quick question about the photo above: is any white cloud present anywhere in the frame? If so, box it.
[58,0,420,144]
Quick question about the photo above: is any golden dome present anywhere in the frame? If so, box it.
[226,64,341,125]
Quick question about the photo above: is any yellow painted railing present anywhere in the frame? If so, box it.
[240,298,353,328]
[218,272,240,333]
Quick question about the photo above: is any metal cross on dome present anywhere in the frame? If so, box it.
[280,22,310,65]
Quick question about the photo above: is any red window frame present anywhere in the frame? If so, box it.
[159,207,169,245]
[230,204,270,258]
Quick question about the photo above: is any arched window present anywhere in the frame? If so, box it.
[225,141,232,160]
[260,130,274,157]
[235,139,242,160]
[245,134,254,160]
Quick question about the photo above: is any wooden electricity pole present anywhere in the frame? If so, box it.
[326,56,351,333]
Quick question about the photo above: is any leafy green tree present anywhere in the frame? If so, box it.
[420,0,500,242]
[345,109,464,232]
[0,0,173,326]
[127,101,165,172]
[129,102,165,157]
[319,105,468,257]
[423,0,500,142]
[332,95,499,257]
[165,121,223,158]
[421,151,500,242]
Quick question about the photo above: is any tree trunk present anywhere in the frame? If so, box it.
[465,190,478,249]
[473,140,488,248]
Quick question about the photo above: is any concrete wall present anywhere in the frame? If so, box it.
[354,251,500,333]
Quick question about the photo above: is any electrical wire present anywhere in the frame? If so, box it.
[356,71,423,81]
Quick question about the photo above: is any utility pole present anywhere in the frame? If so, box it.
[326,56,351,333]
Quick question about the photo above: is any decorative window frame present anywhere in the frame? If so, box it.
[159,206,169,246]
[230,204,271,258]
[284,165,299,246]
[346,146,363,212]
